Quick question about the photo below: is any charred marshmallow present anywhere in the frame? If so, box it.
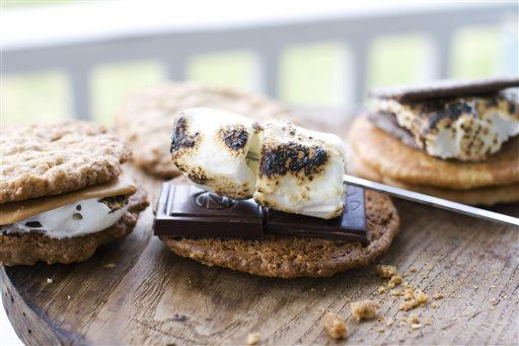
[170,108,261,199]
[377,92,519,161]
[254,121,347,219]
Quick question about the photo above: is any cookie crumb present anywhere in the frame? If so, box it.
[410,315,419,324]
[350,300,380,321]
[386,318,394,327]
[399,288,428,311]
[387,275,403,288]
[247,332,260,345]
[324,312,348,340]
[403,288,414,301]
[378,286,387,294]
[390,289,402,297]
[409,267,418,273]
[376,265,398,278]
[425,318,432,326]
[67,295,71,300]
[103,263,116,269]
[431,303,439,309]
[433,292,444,300]
[416,290,429,304]
[46,278,53,284]
[391,275,402,284]
[411,323,422,330]
[377,328,386,333]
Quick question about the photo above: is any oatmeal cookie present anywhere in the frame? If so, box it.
[160,189,399,278]
[1,121,131,204]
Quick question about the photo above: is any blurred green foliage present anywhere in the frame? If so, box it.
[280,42,349,107]
[368,34,431,89]
[2,71,71,124]
[91,61,166,126]
[451,26,500,78]
[1,25,503,126]
[188,51,258,92]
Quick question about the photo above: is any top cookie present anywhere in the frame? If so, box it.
[1,121,131,204]
[370,77,519,101]
[115,82,293,178]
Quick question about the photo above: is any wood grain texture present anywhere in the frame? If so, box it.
[2,117,518,345]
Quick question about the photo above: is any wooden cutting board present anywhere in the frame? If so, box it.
[2,166,518,345]
[2,113,518,345]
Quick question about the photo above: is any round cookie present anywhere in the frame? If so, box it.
[349,117,519,190]
[351,153,519,206]
[115,82,293,178]
[160,190,399,278]
[0,190,148,266]
[1,121,131,204]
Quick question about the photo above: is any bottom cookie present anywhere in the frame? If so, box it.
[160,190,400,278]
[0,189,149,266]
[351,153,519,206]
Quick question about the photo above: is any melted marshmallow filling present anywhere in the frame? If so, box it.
[376,94,519,161]
[2,197,129,239]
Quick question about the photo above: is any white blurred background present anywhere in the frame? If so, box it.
[2,0,518,127]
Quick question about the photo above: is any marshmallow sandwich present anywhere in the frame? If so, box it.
[374,88,519,162]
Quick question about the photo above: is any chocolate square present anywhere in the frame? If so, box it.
[265,186,367,242]
[154,184,264,239]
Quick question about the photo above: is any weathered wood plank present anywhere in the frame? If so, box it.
[1,119,518,345]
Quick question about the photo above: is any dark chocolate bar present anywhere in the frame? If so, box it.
[154,184,264,239]
[266,186,366,241]
[154,183,367,242]
[370,77,519,101]
[367,111,418,149]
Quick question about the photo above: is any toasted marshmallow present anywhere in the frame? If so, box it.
[170,108,261,199]
[3,196,129,239]
[376,92,519,161]
[253,121,347,219]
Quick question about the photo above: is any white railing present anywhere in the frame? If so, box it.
[2,0,517,120]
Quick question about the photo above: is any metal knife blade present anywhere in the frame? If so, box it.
[343,174,519,227]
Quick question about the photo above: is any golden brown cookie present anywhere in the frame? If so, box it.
[351,153,519,206]
[160,190,399,278]
[0,189,148,266]
[349,117,519,190]
[115,82,293,178]
[1,121,131,204]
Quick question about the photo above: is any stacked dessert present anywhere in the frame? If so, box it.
[154,108,400,278]
[350,78,519,206]
[0,121,149,266]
